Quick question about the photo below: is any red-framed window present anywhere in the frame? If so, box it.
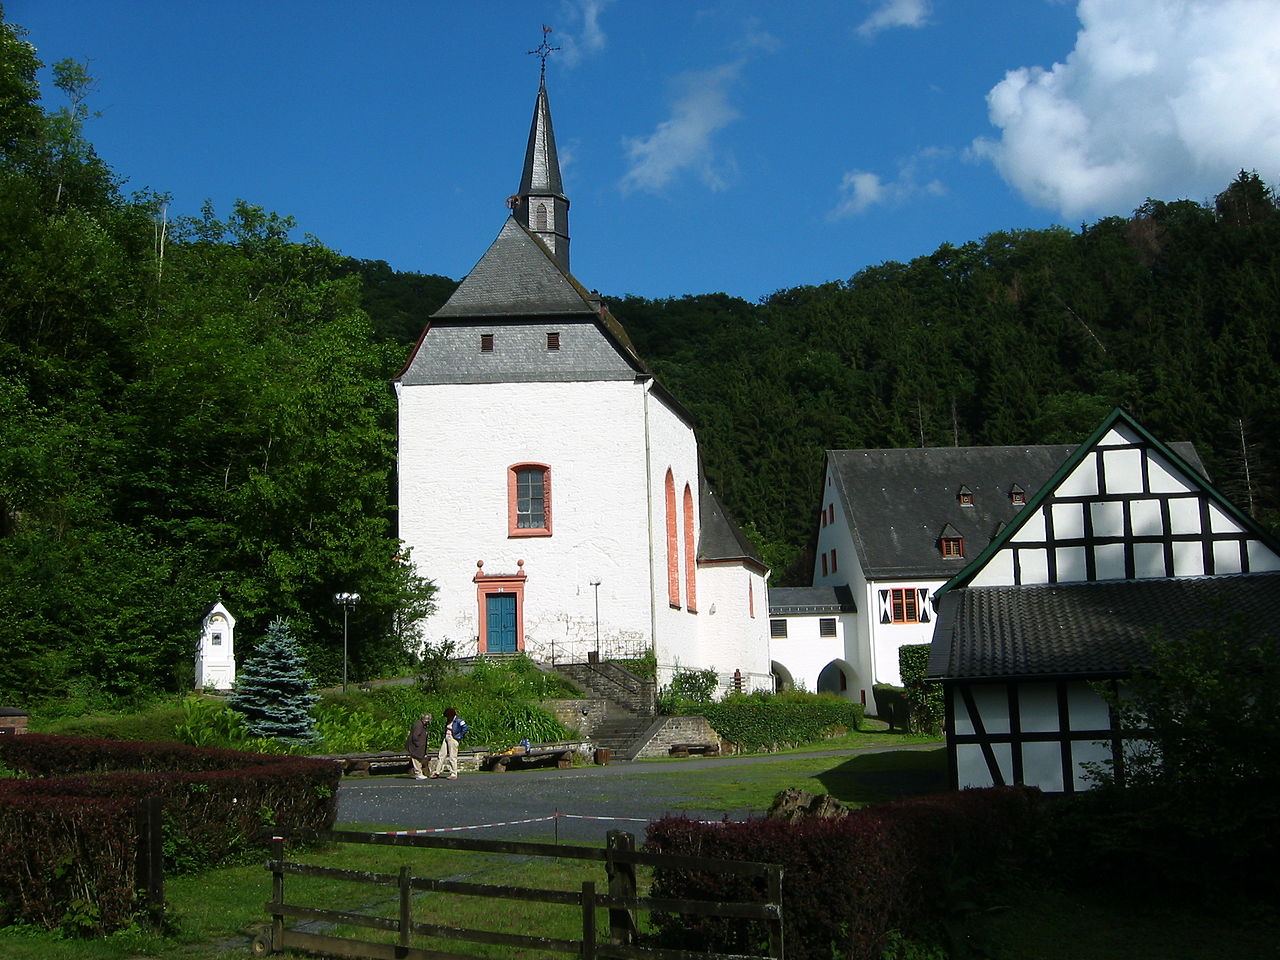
[890,588,920,624]
[682,483,697,613]
[940,537,964,558]
[665,469,680,608]
[508,464,551,538]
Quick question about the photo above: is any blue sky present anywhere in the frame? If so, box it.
[11,1,1280,301]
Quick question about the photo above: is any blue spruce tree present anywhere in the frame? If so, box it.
[228,616,319,743]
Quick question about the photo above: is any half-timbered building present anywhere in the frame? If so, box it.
[927,408,1280,792]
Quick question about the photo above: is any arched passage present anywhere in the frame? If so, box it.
[771,660,795,693]
[817,658,859,701]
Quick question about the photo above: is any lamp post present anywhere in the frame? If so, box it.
[590,579,601,658]
[333,592,361,693]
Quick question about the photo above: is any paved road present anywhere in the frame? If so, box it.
[337,744,940,846]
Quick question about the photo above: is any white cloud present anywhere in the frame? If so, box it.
[558,0,613,65]
[857,0,932,38]
[832,149,947,218]
[973,0,1280,219]
[620,63,742,194]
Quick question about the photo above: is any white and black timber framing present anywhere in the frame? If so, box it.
[928,408,1280,793]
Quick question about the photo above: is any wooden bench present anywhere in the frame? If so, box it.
[482,742,586,773]
[668,742,721,758]
[330,752,412,777]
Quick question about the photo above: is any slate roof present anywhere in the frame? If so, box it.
[432,217,596,319]
[830,443,1204,580]
[768,585,856,615]
[698,477,766,571]
[927,572,1280,681]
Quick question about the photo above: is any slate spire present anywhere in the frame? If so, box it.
[512,75,570,271]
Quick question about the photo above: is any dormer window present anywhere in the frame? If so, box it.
[957,485,974,507]
[939,523,964,558]
[1010,485,1026,505]
[546,331,560,351]
[480,333,494,353]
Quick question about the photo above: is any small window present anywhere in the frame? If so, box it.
[821,508,827,528]
[819,618,837,637]
[890,588,920,624]
[940,537,964,558]
[828,504,835,524]
[830,549,838,572]
[770,619,788,639]
[1010,485,1026,505]
[821,553,828,577]
[547,331,560,351]
[481,333,494,353]
[958,486,974,506]
[211,632,222,646]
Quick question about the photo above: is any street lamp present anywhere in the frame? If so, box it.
[590,579,601,659]
[333,592,361,692]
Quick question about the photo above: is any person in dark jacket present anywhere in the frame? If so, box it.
[405,711,432,780]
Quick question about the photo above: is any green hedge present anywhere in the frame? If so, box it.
[703,691,863,752]
[898,644,943,734]
[0,735,339,933]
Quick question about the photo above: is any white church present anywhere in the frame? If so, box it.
[394,73,771,692]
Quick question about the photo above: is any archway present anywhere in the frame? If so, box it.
[770,661,795,693]
[816,658,859,701]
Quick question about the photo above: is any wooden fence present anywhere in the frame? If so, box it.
[255,827,783,960]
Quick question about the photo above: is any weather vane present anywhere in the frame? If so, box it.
[528,24,559,81]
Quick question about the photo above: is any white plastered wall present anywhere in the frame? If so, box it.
[398,378,655,660]
[696,562,772,693]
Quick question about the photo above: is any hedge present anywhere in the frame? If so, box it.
[0,734,340,933]
[643,786,1046,960]
[703,692,864,752]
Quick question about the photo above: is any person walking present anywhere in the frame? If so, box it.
[405,711,432,780]
[431,707,467,780]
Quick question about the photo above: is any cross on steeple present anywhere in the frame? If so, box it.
[528,24,559,81]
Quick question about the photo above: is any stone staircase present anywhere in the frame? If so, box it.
[552,661,658,760]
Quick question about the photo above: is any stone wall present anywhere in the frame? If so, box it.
[632,715,726,759]
[539,698,610,738]
[0,708,29,735]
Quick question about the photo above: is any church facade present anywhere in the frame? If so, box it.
[394,76,770,692]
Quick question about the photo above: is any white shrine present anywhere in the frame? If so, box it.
[195,602,236,691]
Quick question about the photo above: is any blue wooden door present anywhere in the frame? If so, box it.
[485,594,517,652]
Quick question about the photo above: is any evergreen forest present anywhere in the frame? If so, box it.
[2,10,1277,706]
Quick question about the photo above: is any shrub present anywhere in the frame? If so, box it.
[657,665,719,715]
[872,684,909,730]
[0,734,339,933]
[703,690,863,752]
[643,787,1045,960]
[898,645,944,734]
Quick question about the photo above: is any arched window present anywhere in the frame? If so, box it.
[682,483,697,613]
[536,203,548,230]
[508,464,552,537]
[665,469,680,608]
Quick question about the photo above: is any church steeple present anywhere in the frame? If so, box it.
[511,33,570,271]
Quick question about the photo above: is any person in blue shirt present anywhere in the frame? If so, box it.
[431,707,466,780]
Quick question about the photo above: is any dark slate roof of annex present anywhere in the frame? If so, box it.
[831,443,1204,580]
[768,586,856,616]
[698,477,766,570]
[927,572,1280,681]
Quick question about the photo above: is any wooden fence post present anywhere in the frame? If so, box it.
[399,866,412,950]
[767,864,784,959]
[581,880,596,960]
[270,836,285,952]
[136,797,165,925]
[605,830,637,945]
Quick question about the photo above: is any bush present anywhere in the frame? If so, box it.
[703,690,863,752]
[0,734,339,933]
[872,684,909,730]
[643,787,1046,960]
[657,665,719,715]
[898,645,944,734]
